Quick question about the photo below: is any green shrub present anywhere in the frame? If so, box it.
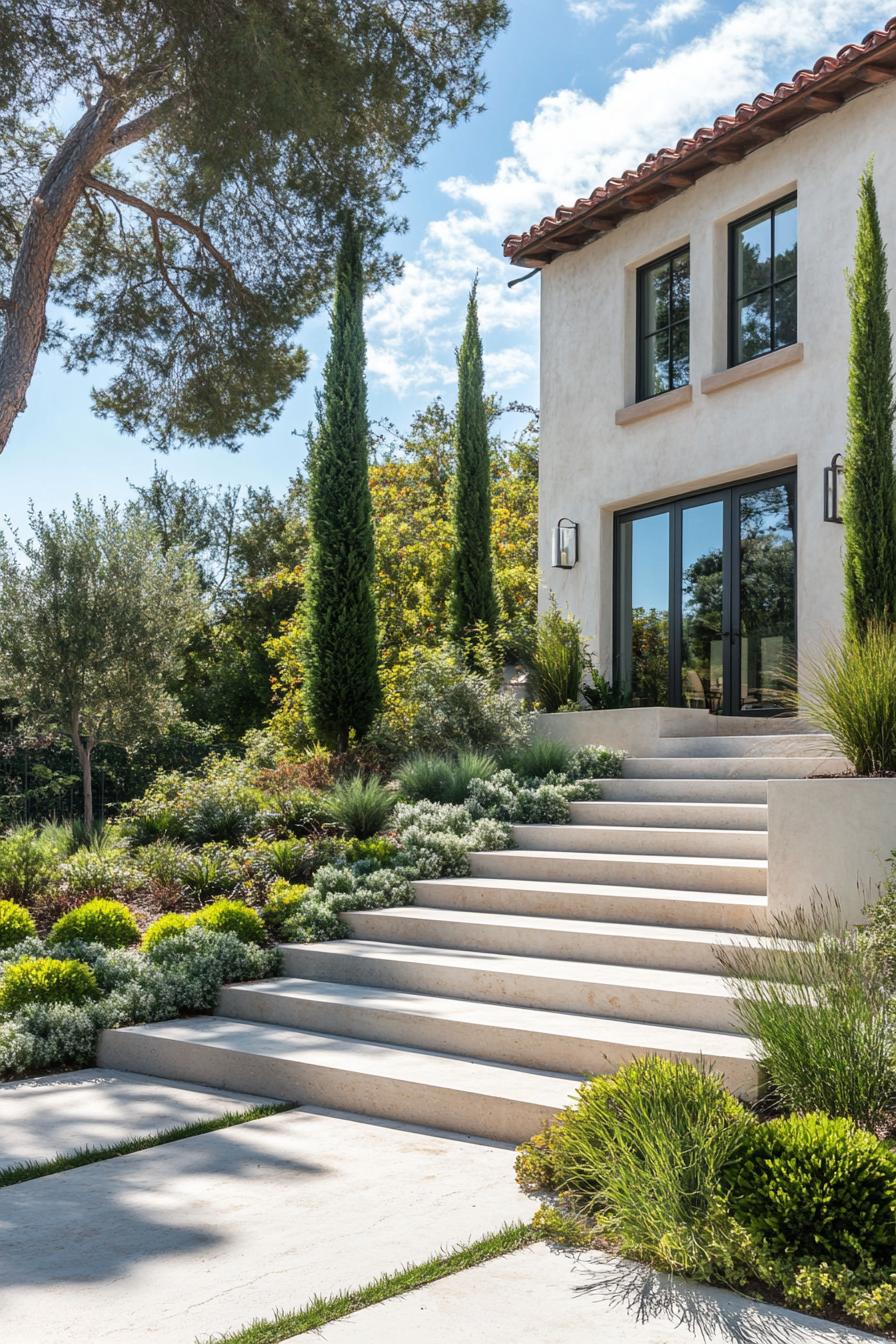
[0,826,60,904]
[191,900,266,946]
[0,900,37,950]
[141,913,193,952]
[261,882,310,939]
[373,646,531,758]
[719,907,896,1131]
[119,761,261,846]
[397,750,496,804]
[342,836,398,867]
[323,774,395,839]
[730,1112,896,1268]
[500,738,573,779]
[530,603,585,713]
[48,898,140,949]
[539,1058,753,1281]
[801,623,896,774]
[262,788,329,838]
[0,957,100,1012]
[57,849,139,902]
[569,745,624,779]
[178,849,239,903]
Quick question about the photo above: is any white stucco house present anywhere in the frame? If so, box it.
[504,17,896,719]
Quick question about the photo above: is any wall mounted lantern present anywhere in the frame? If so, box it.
[824,452,844,524]
[552,518,578,568]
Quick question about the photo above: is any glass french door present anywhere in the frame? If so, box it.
[615,472,796,715]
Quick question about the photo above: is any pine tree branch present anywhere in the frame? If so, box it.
[109,94,188,152]
[83,176,239,282]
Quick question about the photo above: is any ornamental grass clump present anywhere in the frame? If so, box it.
[0,826,60,905]
[719,904,896,1132]
[529,602,585,712]
[48,898,140,949]
[800,623,896,775]
[397,750,496,805]
[520,1058,754,1282]
[323,774,395,839]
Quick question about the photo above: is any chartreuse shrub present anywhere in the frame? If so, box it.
[141,913,193,952]
[191,900,266,946]
[323,774,394,839]
[397,750,496,805]
[0,901,36,950]
[719,905,896,1132]
[730,1111,896,1268]
[517,1058,754,1282]
[261,882,310,939]
[0,957,100,1011]
[48,899,139,949]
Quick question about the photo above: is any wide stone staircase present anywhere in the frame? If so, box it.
[100,728,843,1143]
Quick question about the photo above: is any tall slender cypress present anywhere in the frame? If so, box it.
[303,216,380,749]
[451,280,499,660]
[842,164,896,638]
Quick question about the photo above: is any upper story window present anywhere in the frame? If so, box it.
[729,195,797,366]
[636,246,690,401]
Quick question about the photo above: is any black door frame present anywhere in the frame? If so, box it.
[613,469,797,716]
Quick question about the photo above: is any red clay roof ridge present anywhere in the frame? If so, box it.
[503,17,896,264]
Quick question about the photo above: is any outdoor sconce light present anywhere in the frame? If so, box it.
[824,452,844,524]
[552,518,578,569]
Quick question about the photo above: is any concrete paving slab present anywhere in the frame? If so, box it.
[0,1105,531,1344]
[314,1241,882,1343]
[0,1068,272,1168]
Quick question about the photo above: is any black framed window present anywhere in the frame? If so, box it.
[636,246,690,401]
[729,195,797,366]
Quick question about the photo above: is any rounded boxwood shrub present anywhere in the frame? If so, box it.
[48,898,140,949]
[0,956,100,1012]
[141,912,193,953]
[191,899,266,946]
[730,1111,896,1268]
[0,899,37,950]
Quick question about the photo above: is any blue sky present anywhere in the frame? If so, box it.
[2,0,893,527]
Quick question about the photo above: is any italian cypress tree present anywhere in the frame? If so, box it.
[842,163,896,638]
[303,217,380,749]
[451,281,499,661]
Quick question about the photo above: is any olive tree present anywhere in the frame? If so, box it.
[0,500,200,830]
[0,1,507,454]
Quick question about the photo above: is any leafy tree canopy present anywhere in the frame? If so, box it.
[0,1,508,452]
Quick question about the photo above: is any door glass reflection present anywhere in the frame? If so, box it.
[617,511,670,706]
[681,500,725,713]
[738,481,796,711]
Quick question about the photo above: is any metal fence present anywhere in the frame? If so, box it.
[0,737,237,828]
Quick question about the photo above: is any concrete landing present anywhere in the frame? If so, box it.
[0,1068,271,1168]
[313,1241,880,1343]
[0,1106,531,1344]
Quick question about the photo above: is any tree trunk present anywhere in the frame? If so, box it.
[0,95,127,453]
[72,719,96,835]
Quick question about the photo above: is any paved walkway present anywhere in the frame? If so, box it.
[0,1104,530,1344]
[0,1068,269,1167]
[314,1241,882,1343]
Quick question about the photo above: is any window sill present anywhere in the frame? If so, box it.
[701,342,804,395]
[615,383,692,427]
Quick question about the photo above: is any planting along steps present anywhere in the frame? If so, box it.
[101,726,836,1140]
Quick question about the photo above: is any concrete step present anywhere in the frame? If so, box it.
[343,906,779,975]
[469,848,767,896]
[569,800,768,831]
[98,1016,576,1144]
[217,978,760,1099]
[651,733,837,758]
[599,777,768,803]
[278,940,743,1032]
[623,755,846,780]
[511,822,766,859]
[413,876,767,930]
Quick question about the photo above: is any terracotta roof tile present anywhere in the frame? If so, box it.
[504,18,896,266]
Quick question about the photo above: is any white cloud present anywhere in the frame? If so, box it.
[567,0,632,20]
[643,0,706,33]
[367,0,892,405]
